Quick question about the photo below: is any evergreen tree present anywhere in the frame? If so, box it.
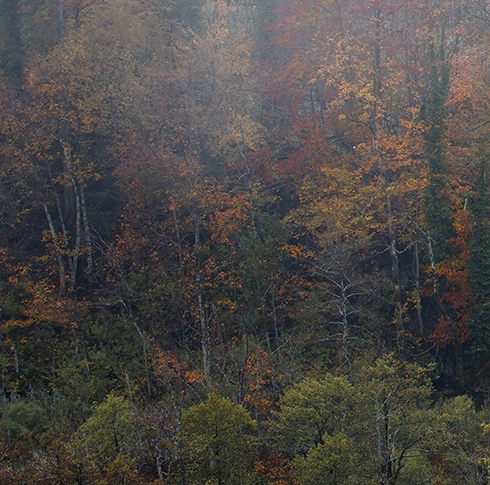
[420,38,465,382]
[422,40,454,264]
[467,160,490,375]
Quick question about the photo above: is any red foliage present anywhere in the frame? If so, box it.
[254,451,292,485]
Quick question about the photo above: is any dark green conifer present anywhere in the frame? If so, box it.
[467,162,490,359]
[422,40,454,264]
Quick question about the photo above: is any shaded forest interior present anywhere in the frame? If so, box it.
[3,0,490,483]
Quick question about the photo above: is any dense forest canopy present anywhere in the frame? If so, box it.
[3,0,490,483]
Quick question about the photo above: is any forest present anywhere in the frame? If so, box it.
[3,0,490,483]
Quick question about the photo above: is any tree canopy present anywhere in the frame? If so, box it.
[3,0,490,483]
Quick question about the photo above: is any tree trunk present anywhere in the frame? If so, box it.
[44,203,67,294]
[387,195,405,354]
[414,239,424,336]
[79,183,93,276]
[192,202,212,391]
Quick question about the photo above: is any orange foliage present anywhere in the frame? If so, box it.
[428,208,472,347]
[254,451,292,485]
[242,349,275,413]
[152,347,203,387]
[4,278,85,330]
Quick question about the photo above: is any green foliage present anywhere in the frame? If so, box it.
[3,399,48,448]
[267,375,353,456]
[291,433,361,485]
[5,320,66,394]
[64,393,141,484]
[396,455,431,485]
[269,356,442,484]
[428,395,489,484]
[180,393,259,485]
[353,355,438,481]
[72,393,137,458]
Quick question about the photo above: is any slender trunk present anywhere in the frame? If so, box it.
[271,293,280,351]
[198,281,212,392]
[414,176,424,335]
[125,372,133,403]
[237,316,249,404]
[370,11,405,353]
[121,299,152,398]
[387,195,405,354]
[309,88,316,116]
[44,203,67,294]
[13,343,19,375]
[340,281,352,379]
[70,183,82,292]
[47,158,73,265]
[53,187,73,276]
[246,166,259,240]
[156,454,164,484]
[375,394,385,485]
[414,239,424,335]
[376,397,396,485]
[59,138,82,291]
[173,207,185,276]
[192,202,212,391]
[79,183,93,275]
